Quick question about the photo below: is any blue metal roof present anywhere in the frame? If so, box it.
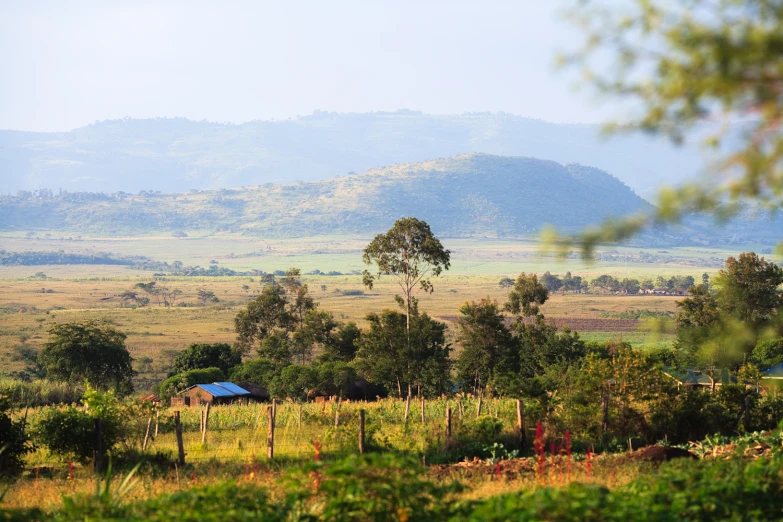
[214,382,251,395]
[196,383,236,397]
[762,363,783,378]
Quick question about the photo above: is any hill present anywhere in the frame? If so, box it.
[4,153,777,246]
[1,154,661,238]
[0,111,706,198]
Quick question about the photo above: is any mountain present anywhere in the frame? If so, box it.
[0,111,706,199]
[0,154,652,237]
[3,153,777,245]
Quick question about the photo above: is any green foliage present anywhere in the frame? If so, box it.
[455,299,517,394]
[752,338,783,369]
[270,365,317,402]
[0,398,32,478]
[38,321,134,395]
[157,367,225,401]
[354,307,451,397]
[33,405,108,463]
[552,0,783,254]
[504,273,548,317]
[288,454,462,522]
[169,343,240,376]
[676,253,783,369]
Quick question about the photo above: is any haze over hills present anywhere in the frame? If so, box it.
[0,111,707,199]
[1,153,777,246]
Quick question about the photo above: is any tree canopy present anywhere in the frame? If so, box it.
[38,321,134,394]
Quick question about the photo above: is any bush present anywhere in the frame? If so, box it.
[32,386,123,463]
[0,398,32,478]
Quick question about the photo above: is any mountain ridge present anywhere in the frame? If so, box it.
[4,153,775,246]
[0,111,706,198]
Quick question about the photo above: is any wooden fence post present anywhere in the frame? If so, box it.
[142,416,153,452]
[404,395,411,426]
[93,418,103,473]
[446,407,452,439]
[174,411,185,466]
[420,398,425,423]
[267,405,275,460]
[154,410,159,437]
[476,396,482,418]
[516,399,526,450]
[359,409,366,454]
[458,398,463,418]
[601,394,609,433]
[201,403,211,445]
[298,403,302,428]
[745,395,751,427]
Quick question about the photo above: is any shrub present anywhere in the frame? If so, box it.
[0,398,32,478]
[32,386,123,463]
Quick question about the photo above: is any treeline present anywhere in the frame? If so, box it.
[0,250,145,266]
[502,271,705,294]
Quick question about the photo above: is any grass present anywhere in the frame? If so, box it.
[8,397,647,511]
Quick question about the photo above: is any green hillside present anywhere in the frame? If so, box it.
[0,153,777,245]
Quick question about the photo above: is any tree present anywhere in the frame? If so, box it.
[713,253,783,326]
[540,272,563,292]
[504,273,548,318]
[752,338,783,370]
[557,0,783,253]
[38,321,134,394]
[234,285,292,355]
[170,343,241,376]
[270,365,317,401]
[455,299,517,394]
[319,321,362,363]
[291,310,337,364]
[197,288,218,306]
[362,218,450,396]
[354,307,451,397]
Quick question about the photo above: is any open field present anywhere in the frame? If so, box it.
[1,234,756,380]
[0,273,683,379]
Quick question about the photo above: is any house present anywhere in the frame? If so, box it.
[171,381,251,407]
[761,363,783,380]
[662,367,733,390]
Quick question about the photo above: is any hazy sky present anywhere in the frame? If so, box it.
[0,0,604,132]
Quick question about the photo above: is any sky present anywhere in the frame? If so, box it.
[0,0,606,132]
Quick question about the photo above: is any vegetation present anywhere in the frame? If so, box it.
[5,155,777,244]
[37,321,135,395]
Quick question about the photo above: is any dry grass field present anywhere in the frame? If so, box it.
[1,234,766,380]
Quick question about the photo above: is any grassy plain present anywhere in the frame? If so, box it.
[1,234,773,379]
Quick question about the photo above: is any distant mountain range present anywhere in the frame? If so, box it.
[1,153,778,246]
[0,111,707,198]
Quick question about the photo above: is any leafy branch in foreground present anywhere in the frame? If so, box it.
[548,0,783,256]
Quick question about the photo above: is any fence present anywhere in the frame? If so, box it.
[143,397,528,463]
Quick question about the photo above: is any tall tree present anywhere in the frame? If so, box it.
[38,321,134,394]
[234,285,292,355]
[713,253,783,326]
[362,217,450,395]
[455,299,517,394]
[354,307,450,397]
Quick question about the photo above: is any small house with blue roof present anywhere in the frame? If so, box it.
[173,381,251,407]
